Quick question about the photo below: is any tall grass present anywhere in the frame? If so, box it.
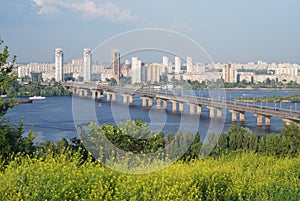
[0,151,299,200]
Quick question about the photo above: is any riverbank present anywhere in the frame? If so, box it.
[223,87,300,91]
[237,93,300,103]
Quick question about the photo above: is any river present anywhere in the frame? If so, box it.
[5,89,300,144]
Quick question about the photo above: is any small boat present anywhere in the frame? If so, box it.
[29,96,46,100]
[97,103,102,107]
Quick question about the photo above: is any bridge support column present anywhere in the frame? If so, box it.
[240,112,245,122]
[148,99,153,107]
[179,102,184,112]
[170,100,177,113]
[207,106,215,118]
[129,96,133,105]
[196,105,202,115]
[78,89,83,97]
[141,98,147,107]
[83,89,88,97]
[122,95,128,104]
[229,110,237,122]
[189,104,195,115]
[91,90,98,100]
[265,116,271,126]
[111,93,116,102]
[106,93,111,101]
[217,109,222,118]
[255,114,263,126]
[156,99,161,108]
[105,92,116,102]
[163,100,168,109]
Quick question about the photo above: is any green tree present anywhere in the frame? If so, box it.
[0,40,36,161]
[0,40,17,116]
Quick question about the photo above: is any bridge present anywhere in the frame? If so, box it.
[64,83,300,127]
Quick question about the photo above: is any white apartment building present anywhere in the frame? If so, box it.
[222,63,237,83]
[131,57,142,84]
[186,56,193,73]
[275,63,298,76]
[162,56,169,73]
[174,56,181,74]
[55,48,63,82]
[147,63,163,83]
[83,48,92,82]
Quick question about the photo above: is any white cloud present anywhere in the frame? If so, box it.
[31,0,137,22]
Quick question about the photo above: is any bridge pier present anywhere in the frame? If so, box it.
[197,105,202,115]
[148,99,153,107]
[240,112,245,122]
[129,96,133,105]
[122,95,133,105]
[156,99,161,108]
[207,106,222,118]
[170,100,177,113]
[217,109,222,118]
[140,97,152,108]
[189,104,195,115]
[163,100,168,109]
[84,89,88,97]
[91,90,101,100]
[122,95,127,104]
[76,89,81,96]
[229,110,237,122]
[105,92,116,102]
[179,102,184,112]
[189,104,202,115]
[91,90,96,100]
[78,89,84,97]
[254,114,263,126]
[265,116,271,127]
[207,106,214,118]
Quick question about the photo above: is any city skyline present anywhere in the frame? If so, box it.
[1,1,300,64]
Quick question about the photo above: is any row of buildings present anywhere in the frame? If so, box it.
[16,48,300,84]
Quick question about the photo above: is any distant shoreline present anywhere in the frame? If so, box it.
[222,88,300,91]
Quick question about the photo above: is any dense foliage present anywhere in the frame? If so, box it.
[78,121,300,162]
[217,124,300,157]
[0,152,299,200]
[5,81,71,97]
[0,40,36,162]
[0,40,17,116]
[238,93,300,103]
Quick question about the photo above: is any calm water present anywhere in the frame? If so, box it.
[6,89,300,144]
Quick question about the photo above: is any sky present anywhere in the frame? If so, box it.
[0,0,300,64]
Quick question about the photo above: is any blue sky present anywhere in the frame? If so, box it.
[0,0,299,63]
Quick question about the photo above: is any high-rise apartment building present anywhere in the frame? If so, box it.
[112,49,120,82]
[162,56,169,73]
[186,57,193,73]
[55,48,63,82]
[147,63,163,83]
[83,48,92,82]
[131,57,142,84]
[222,62,237,83]
[174,56,181,74]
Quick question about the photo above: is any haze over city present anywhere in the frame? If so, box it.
[1,0,300,63]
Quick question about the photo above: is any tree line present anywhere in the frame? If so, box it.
[3,81,71,97]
